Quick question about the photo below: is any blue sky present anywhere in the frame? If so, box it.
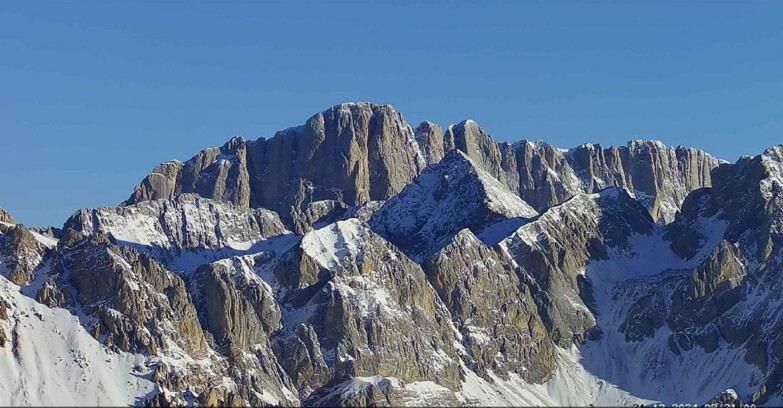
[2,2,782,227]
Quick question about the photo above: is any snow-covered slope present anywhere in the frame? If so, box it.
[65,194,288,251]
[370,149,538,260]
[0,275,154,406]
[573,225,760,405]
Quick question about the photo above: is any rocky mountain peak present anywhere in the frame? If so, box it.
[414,120,445,164]
[442,119,505,179]
[369,149,538,260]
[627,138,668,150]
[0,207,15,225]
[126,102,430,234]
[0,222,49,285]
[495,186,656,346]
[224,135,246,150]
[762,144,783,158]
[124,102,721,231]
[761,145,783,184]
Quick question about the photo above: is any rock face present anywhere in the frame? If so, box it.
[189,257,298,406]
[502,140,585,213]
[0,223,49,285]
[191,258,281,352]
[275,220,463,394]
[49,232,208,357]
[414,121,446,164]
[127,136,250,208]
[0,207,15,224]
[440,120,721,223]
[154,218,473,404]
[125,103,720,230]
[668,240,746,332]
[497,188,656,346]
[567,141,721,222]
[669,146,783,259]
[34,230,299,407]
[421,229,556,382]
[440,120,583,211]
[126,103,428,231]
[282,178,350,235]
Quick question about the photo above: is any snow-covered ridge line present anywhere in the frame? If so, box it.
[0,221,58,248]
[64,194,291,249]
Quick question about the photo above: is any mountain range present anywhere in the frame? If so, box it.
[1,102,779,407]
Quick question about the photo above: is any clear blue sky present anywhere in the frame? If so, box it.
[2,2,782,227]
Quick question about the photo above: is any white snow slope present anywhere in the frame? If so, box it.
[0,275,155,406]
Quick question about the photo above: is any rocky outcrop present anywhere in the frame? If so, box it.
[668,147,783,260]
[369,149,538,260]
[422,229,556,382]
[503,141,585,212]
[64,194,291,268]
[127,136,250,208]
[567,141,721,222]
[251,103,426,209]
[283,178,349,235]
[179,218,468,401]
[655,145,783,398]
[697,147,782,257]
[444,120,508,184]
[668,240,746,332]
[414,121,446,164]
[189,256,298,406]
[0,297,8,347]
[191,258,282,352]
[0,207,15,224]
[665,147,783,271]
[272,219,463,394]
[30,226,62,240]
[0,223,48,285]
[664,188,714,260]
[35,230,299,406]
[51,232,208,356]
[618,282,669,343]
[126,159,185,204]
[442,121,582,211]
